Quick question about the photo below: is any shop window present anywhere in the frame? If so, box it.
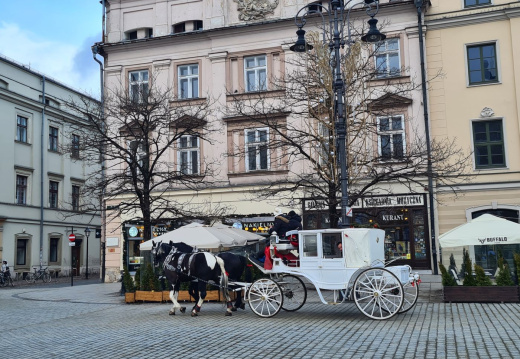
[472,119,505,169]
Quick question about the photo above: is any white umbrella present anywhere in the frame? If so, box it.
[439,214,520,248]
[140,222,264,250]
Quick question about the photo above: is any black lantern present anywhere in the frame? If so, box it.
[290,28,313,52]
[361,17,386,43]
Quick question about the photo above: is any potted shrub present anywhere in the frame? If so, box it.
[122,266,136,303]
[135,263,163,302]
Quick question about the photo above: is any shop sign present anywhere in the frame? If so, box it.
[381,214,405,222]
[362,195,424,208]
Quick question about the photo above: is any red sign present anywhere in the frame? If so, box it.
[68,233,76,242]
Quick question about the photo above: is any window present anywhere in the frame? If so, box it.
[375,38,400,78]
[129,70,149,103]
[127,31,138,40]
[49,181,59,208]
[377,115,405,160]
[472,120,505,168]
[245,128,269,171]
[72,185,80,211]
[244,55,267,92]
[16,115,28,142]
[49,238,59,263]
[72,134,80,159]
[16,238,28,266]
[467,43,498,85]
[178,135,199,175]
[194,20,203,31]
[302,235,318,257]
[128,140,148,175]
[464,0,491,7]
[173,23,185,34]
[318,121,331,166]
[16,175,28,204]
[49,126,59,151]
[178,64,199,99]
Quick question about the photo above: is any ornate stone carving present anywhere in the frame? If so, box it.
[480,107,494,118]
[234,0,279,21]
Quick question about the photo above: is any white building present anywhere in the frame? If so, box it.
[0,56,102,279]
[99,0,432,281]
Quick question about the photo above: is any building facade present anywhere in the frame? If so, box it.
[0,56,102,279]
[99,0,433,281]
[425,0,520,271]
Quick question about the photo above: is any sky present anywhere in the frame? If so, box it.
[0,0,103,98]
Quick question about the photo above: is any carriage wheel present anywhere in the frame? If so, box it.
[399,279,419,313]
[248,278,284,318]
[353,268,403,320]
[278,275,307,312]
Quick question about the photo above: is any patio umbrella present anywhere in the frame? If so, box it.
[439,214,520,248]
[140,222,264,250]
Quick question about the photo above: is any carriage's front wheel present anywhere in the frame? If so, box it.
[248,278,283,318]
[353,268,403,320]
[278,275,307,312]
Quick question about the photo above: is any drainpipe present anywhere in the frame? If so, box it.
[40,76,46,269]
[415,0,438,275]
[92,43,106,282]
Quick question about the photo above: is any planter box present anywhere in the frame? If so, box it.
[162,290,193,302]
[125,292,135,303]
[135,290,163,302]
[444,286,519,303]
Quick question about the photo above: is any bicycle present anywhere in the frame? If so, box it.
[0,270,14,287]
[25,267,52,284]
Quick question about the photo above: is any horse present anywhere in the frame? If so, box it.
[152,241,233,316]
[162,241,250,313]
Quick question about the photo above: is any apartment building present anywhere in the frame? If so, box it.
[98,0,432,281]
[425,0,520,270]
[0,56,101,279]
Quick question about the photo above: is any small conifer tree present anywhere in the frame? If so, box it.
[462,250,477,286]
[122,266,135,293]
[474,264,492,286]
[439,263,456,286]
[495,253,514,286]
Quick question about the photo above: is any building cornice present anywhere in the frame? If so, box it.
[425,3,520,30]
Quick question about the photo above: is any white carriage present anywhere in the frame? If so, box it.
[245,228,420,320]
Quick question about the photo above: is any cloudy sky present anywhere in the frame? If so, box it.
[0,0,102,98]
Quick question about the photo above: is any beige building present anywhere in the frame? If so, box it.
[98,0,434,281]
[425,0,520,270]
[0,56,101,279]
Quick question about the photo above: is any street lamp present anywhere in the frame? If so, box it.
[290,0,385,228]
[84,227,91,279]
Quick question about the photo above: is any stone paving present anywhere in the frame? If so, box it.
[1,279,519,359]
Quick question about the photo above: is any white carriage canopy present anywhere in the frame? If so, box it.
[439,214,520,248]
[140,222,264,250]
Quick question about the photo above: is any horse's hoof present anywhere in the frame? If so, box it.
[225,312,232,316]
[169,311,175,316]
[191,311,198,317]
[180,307,186,314]
[231,307,237,312]
[239,303,246,310]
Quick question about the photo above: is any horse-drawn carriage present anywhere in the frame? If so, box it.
[245,228,420,320]
[152,228,420,320]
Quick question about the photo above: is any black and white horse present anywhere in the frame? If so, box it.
[152,241,233,316]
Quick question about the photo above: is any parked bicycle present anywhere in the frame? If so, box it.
[25,267,52,284]
[0,270,14,287]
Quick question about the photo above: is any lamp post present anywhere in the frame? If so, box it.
[290,0,385,228]
[84,227,91,279]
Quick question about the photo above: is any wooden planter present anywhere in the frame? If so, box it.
[125,292,136,303]
[135,290,164,302]
[162,290,193,302]
[443,286,519,303]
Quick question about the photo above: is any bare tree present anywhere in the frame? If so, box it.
[227,32,472,227]
[63,79,222,240]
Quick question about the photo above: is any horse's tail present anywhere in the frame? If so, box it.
[216,256,230,302]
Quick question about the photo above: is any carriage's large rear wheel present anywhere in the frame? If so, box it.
[353,268,403,320]
[248,278,283,318]
[278,275,307,312]
[399,279,419,313]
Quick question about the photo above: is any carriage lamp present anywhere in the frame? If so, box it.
[290,0,384,228]
[84,227,91,280]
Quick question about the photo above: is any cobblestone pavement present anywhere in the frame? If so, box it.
[1,281,519,359]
